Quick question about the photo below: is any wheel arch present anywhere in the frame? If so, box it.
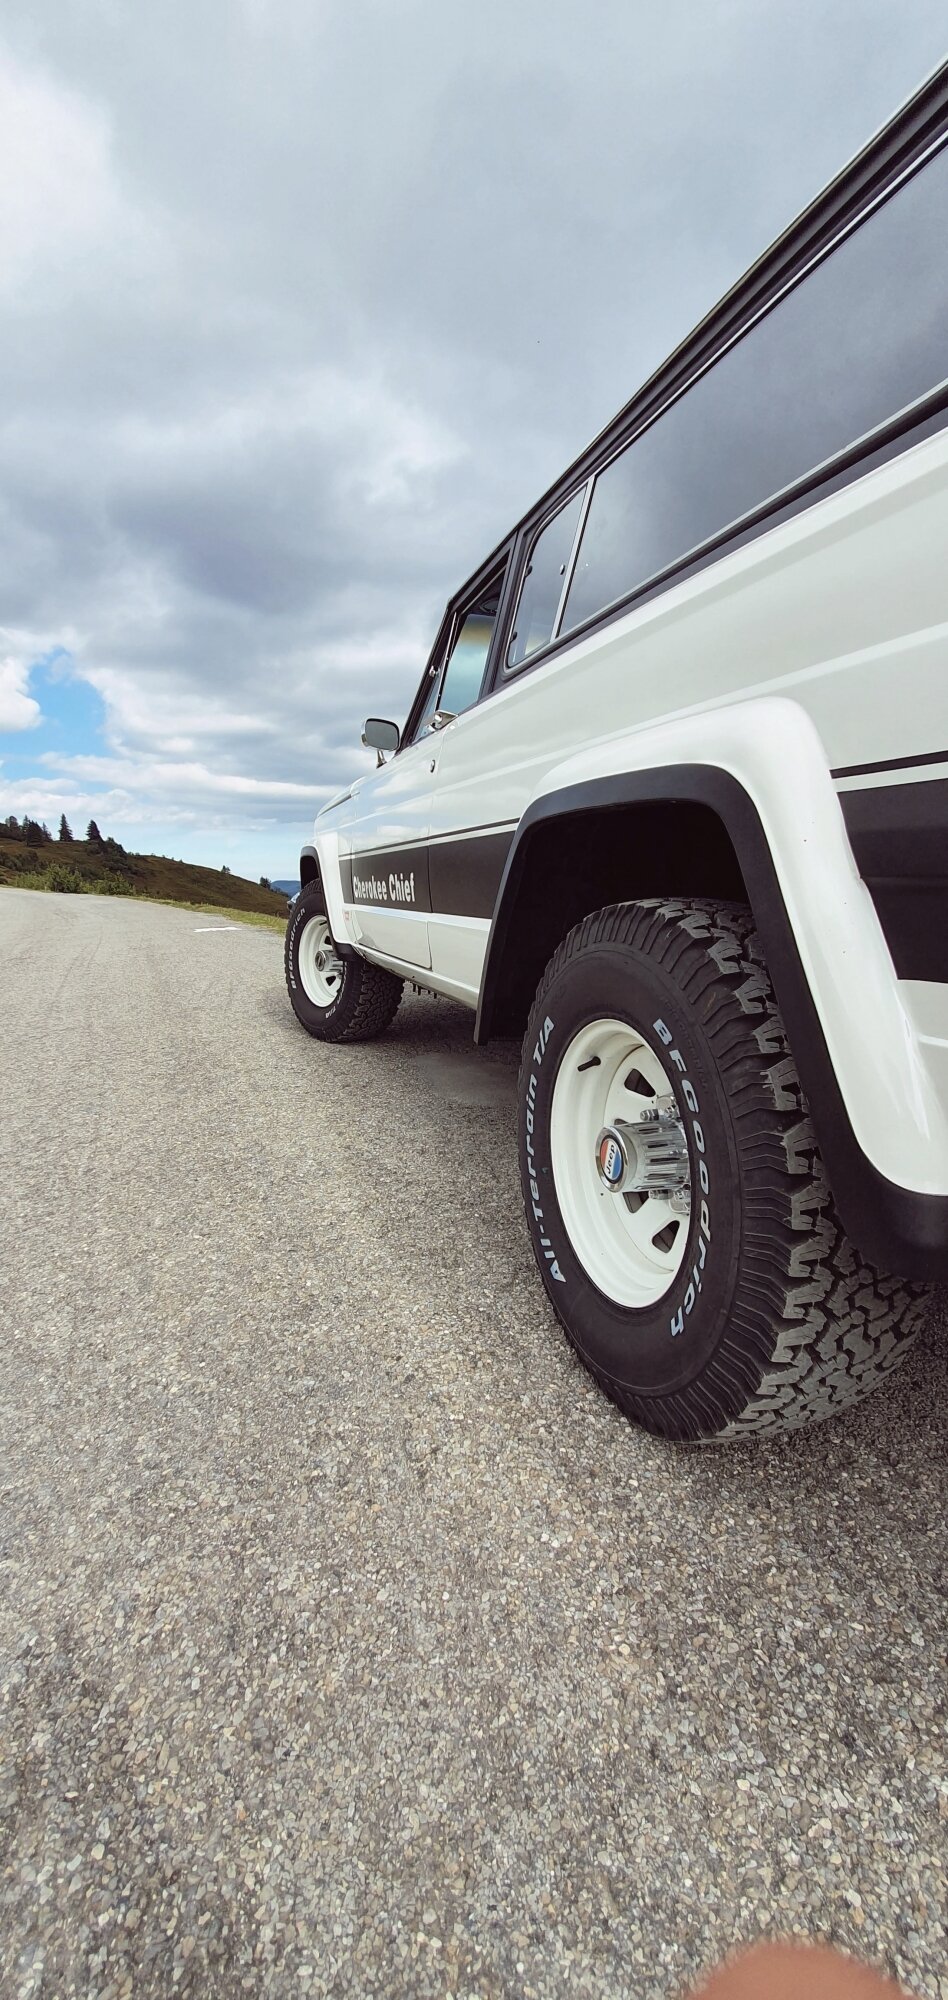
[475,765,948,1279]
[476,790,748,1044]
[300,844,321,890]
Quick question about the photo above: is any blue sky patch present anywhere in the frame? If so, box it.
[0,653,108,773]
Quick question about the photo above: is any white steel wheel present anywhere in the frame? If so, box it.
[297,913,345,1008]
[549,1016,692,1309]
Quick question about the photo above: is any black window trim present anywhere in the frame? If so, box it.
[486,126,948,693]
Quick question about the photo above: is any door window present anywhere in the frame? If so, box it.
[506,487,586,670]
[413,570,505,737]
[439,604,495,716]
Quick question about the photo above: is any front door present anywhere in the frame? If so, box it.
[340,737,435,968]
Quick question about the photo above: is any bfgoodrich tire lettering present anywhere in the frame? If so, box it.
[285,883,403,1044]
[519,898,928,1442]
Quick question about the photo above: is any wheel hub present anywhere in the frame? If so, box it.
[298,915,344,1008]
[549,1019,694,1309]
[594,1097,690,1203]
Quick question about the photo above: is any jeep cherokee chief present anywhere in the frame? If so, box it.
[286,65,948,1442]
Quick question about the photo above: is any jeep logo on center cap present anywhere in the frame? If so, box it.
[596,1127,627,1189]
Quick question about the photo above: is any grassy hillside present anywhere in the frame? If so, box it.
[0,831,290,916]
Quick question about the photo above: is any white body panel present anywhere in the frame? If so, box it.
[314,428,948,1198]
[426,912,491,1000]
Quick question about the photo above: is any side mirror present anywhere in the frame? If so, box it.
[362,717,400,765]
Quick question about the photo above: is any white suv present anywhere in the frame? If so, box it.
[286,66,948,1442]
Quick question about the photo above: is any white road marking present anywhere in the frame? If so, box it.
[194,925,240,932]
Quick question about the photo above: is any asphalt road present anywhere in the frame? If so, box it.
[1,887,946,2000]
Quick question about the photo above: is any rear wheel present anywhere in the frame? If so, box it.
[519,897,927,1442]
[285,883,403,1043]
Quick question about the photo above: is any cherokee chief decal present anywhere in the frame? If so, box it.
[351,869,417,906]
[340,846,433,913]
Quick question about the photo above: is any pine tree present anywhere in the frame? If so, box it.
[59,814,73,842]
[86,819,103,844]
[259,875,272,890]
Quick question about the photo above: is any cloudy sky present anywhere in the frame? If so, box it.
[1,1,945,880]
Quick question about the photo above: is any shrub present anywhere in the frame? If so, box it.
[99,873,137,896]
[44,864,86,893]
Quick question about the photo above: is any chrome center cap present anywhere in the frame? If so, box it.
[595,1108,691,1199]
[596,1124,631,1190]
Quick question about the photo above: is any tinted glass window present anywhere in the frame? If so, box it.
[440,608,495,715]
[408,572,507,743]
[506,488,585,669]
[415,571,503,731]
[563,140,948,636]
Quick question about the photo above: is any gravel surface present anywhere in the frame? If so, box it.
[1,887,946,2000]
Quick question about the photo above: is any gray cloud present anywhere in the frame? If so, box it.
[0,0,945,864]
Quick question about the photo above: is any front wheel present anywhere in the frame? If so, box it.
[285,884,403,1042]
[519,898,927,1442]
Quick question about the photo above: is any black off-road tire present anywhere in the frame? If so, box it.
[285,883,403,1043]
[519,897,928,1442]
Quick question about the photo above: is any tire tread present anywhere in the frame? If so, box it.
[526,897,926,1439]
[333,959,404,1043]
[285,886,402,1043]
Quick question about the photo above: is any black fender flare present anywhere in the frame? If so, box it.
[299,844,320,889]
[297,845,358,957]
[475,765,948,1279]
